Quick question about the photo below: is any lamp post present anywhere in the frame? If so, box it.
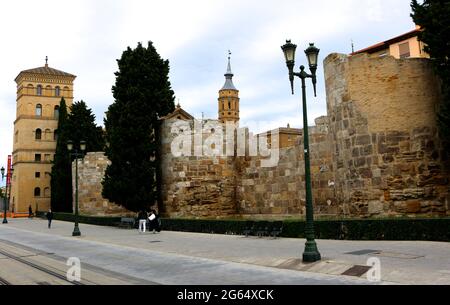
[281,40,321,263]
[67,140,86,237]
[1,166,13,224]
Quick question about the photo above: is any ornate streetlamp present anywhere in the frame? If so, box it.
[67,140,86,237]
[1,166,13,224]
[281,40,321,263]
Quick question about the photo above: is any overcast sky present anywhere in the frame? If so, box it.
[0,0,416,185]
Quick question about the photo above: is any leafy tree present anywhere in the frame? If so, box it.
[50,98,72,212]
[66,100,105,153]
[411,0,450,152]
[102,41,175,212]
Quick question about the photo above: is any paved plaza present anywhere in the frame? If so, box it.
[0,218,449,285]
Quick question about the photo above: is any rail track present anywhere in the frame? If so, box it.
[0,248,83,285]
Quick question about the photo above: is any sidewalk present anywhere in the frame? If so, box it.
[1,218,450,284]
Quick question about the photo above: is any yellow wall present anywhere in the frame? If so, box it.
[10,71,75,213]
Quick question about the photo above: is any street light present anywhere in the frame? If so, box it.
[281,40,321,263]
[67,140,86,237]
[1,166,13,224]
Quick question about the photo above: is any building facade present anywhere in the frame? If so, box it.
[351,26,429,59]
[10,61,75,213]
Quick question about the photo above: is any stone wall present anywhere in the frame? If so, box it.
[325,53,449,217]
[73,53,449,219]
[73,152,132,216]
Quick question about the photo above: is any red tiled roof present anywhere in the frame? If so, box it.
[15,65,76,82]
[351,28,422,56]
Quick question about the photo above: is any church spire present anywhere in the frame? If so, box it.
[221,50,237,90]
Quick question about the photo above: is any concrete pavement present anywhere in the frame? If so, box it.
[1,218,449,285]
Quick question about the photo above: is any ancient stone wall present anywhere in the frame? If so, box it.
[73,152,132,216]
[325,53,449,217]
[236,125,336,216]
[73,53,449,219]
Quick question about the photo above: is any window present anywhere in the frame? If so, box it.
[44,188,50,197]
[54,129,58,141]
[399,42,410,59]
[35,154,41,162]
[55,86,61,97]
[54,105,59,119]
[34,187,41,197]
[37,85,42,96]
[36,104,42,117]
[45,129,51,140]
[44,154,51,162]
[35,172,41,178]
[35,128,42,140]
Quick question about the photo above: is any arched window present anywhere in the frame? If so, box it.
[54,105,59,119]
[55,86,60,97]
[37,85,42,96]
[34,187,41,197]
[45,85,52,96]
[54,130,58,141]
[44,188,50,197]
[36,104,42,117]
[35,129,42,140]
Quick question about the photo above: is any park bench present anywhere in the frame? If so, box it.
[269,221,283,239]
[116,217,136,229]
[242,221,283,238]
[242,221,255,237]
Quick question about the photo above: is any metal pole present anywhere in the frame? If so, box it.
[300,67,321,263]
[72,152,81,236]
[2,181,8,224]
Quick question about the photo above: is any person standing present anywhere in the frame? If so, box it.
[149,210,161,233]
[28,205,33,218]
[46,209,53,229]
[138,210,148,233]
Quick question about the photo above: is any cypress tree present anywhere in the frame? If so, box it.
[411,0,450,152]
[102,41,175,212]
[66,100,105,153]
[50,98,72,212]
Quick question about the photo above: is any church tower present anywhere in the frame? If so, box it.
[218,52,240,123]
[10,58,76,213]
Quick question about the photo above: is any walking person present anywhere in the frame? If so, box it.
[28,205,33,218]
[138,210,148,233]
[46,209,53,229]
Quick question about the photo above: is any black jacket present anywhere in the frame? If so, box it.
[46,212,53,220]
[138,211,148,220]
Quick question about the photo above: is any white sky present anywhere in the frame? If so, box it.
[0,0,415,185]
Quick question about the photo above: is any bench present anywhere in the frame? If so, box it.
[269,221,283,238]
[242,221,283,238]
[116,217,136,229]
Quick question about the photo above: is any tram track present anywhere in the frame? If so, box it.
[0,248,83,285]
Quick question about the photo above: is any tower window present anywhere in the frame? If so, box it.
[55,86,61,97]
[36,104,42,117]
[35,172,41,178]
[34,187,41,197]
[228,101,231,109]
[35,154,41,162]
[35,128,42,140]
[37,85,42,96]
[54,130,58,141]
[54,105,59,119]
[44,188,50,197]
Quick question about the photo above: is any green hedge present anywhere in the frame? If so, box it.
[37,212,450,242]
[36,212,121,227]
[160,218,450,242]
